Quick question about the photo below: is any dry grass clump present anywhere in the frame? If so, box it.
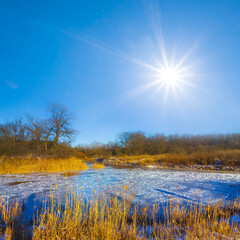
[0,157,88,174]
[160,198,240,239]
[91,163,105,169]
[0,196,25,240]
[110,154,166,165]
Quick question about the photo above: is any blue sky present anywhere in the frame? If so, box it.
[1,0,240,144]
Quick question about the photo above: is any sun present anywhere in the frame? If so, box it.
[69,0,198,104]
[160,67,179,86]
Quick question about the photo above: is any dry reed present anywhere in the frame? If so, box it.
[0,186,239,239]
[32,186,240,240]
[91,163,105,169]
[0,157,88,174]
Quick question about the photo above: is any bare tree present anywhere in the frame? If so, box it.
[9,120,26,145]
[0,123,12,143]
[20,115,45,143]
[128,131,146,155]
[48,104,75,146]
[0,120,26,149]
[42,119,53,151]
[116,131,146,155]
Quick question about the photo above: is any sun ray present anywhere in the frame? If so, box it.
[125,79,162,98]
[148,1,169,68]
[64,31,161,73]
[64,1,201,106]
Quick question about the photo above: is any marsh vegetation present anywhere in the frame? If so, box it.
[1,106,240,171]
[0,157,88,174]
[91,163,105,169]
[80,132,240,171]
[0,185,239,239]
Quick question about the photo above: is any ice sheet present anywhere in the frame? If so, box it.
[0,166,239,204]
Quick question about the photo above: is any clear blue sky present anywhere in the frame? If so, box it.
[1,0,240,144]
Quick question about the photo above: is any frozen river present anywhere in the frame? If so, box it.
[1,165,240,205]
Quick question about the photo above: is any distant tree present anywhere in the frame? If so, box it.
[9,120,26,145]
[116,131,146,155]
[147,134,167,154]
[48,104,75,146]
[128,131,146,155]
[0,123,12,143]
[0,120,25,145]
[116,132,131,148]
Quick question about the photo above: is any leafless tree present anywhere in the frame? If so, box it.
[116,131,146,155]
[0,123,12,143]
[9,120,26,145]
[20,115,45,142]
[42,119,53,151]
[0,120,26,147]
[48,104,75,146]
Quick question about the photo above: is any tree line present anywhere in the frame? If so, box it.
[78,131,240,158]
[2,105,240,165]
[0,104,75,156]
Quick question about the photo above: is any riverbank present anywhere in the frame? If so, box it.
[94,155,240,173]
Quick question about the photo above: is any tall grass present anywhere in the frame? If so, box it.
[0,157,88,174]
[0,196,25,240]
[0,186,239,239]
[32,189,240,239]
[91,163,105,169]
[111,150,240,169]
